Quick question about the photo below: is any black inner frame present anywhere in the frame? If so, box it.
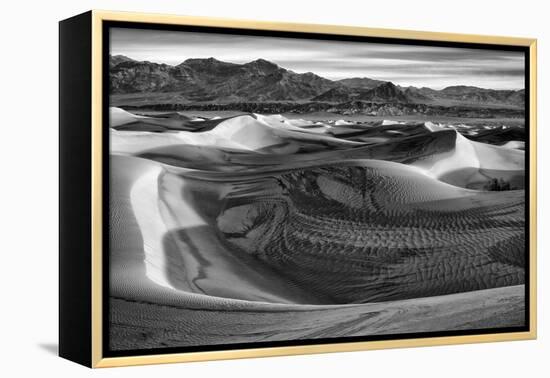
[102,20,531,358]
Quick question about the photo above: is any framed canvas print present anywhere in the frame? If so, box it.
[59,10,537,368]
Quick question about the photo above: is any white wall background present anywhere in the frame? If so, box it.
[0,0,547,376]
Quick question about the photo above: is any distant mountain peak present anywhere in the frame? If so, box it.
[245,58,280,71]
[355,81,410,103]
[249,58,276,65]
[109,54,136,67]
[442,85,485,93]
[183,57,228,65]
[378,81,397,89]
[110,54,133,60]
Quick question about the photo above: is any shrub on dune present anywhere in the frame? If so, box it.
[483,178,513,191]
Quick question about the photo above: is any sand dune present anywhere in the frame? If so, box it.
[110,107,146,127]
[501,140,525,150]
[216,114,364,150]
[111,155,323,306]
[211,161,524,303]
[112,155,524,304]
[110,154,525,350]
[111,109,364,156]
[108,108,526,350]
[408,131,524,189]
[131,121,524,191]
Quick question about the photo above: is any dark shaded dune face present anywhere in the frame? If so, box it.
[328,123,434,142]
[438,167,525,190]
[469,126,525,145]
[357,128,457,164]
[137,145,262,171]
[112,113,231,132]
[212,164,525,304]
[133,128,458,174]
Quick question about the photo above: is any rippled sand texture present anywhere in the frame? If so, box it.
[109,108,526,351]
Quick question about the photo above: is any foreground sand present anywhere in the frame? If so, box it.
[110,286,524,350]
[109,108,526,350]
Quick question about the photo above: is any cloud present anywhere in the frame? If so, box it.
[110,27,525,90]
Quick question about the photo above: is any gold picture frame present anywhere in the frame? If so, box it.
[59,10,537,368]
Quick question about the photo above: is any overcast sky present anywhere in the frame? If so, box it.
[110,27,525,90]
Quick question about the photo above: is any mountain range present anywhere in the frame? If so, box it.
[110,55,524,108]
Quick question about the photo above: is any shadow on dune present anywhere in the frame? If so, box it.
[161,226,329,304]
[136,128,458,173]
[161,228,209,294]
[469,126,525,145]
[112,112,233,132]
[438,167,525,190]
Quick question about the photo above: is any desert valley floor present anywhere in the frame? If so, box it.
[108,107,526,351]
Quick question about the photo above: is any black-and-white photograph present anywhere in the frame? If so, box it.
[107,26,527,353]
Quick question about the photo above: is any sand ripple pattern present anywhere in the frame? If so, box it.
[214,163,524,304]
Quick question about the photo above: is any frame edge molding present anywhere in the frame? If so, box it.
[87,10,538,368]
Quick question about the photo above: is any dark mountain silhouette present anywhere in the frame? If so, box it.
[435,85,525,106]
[109,54,135,68]
[356,82,410,103]
[314,82,413,103]
[110,55,335,102]
[109,55,524,107]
